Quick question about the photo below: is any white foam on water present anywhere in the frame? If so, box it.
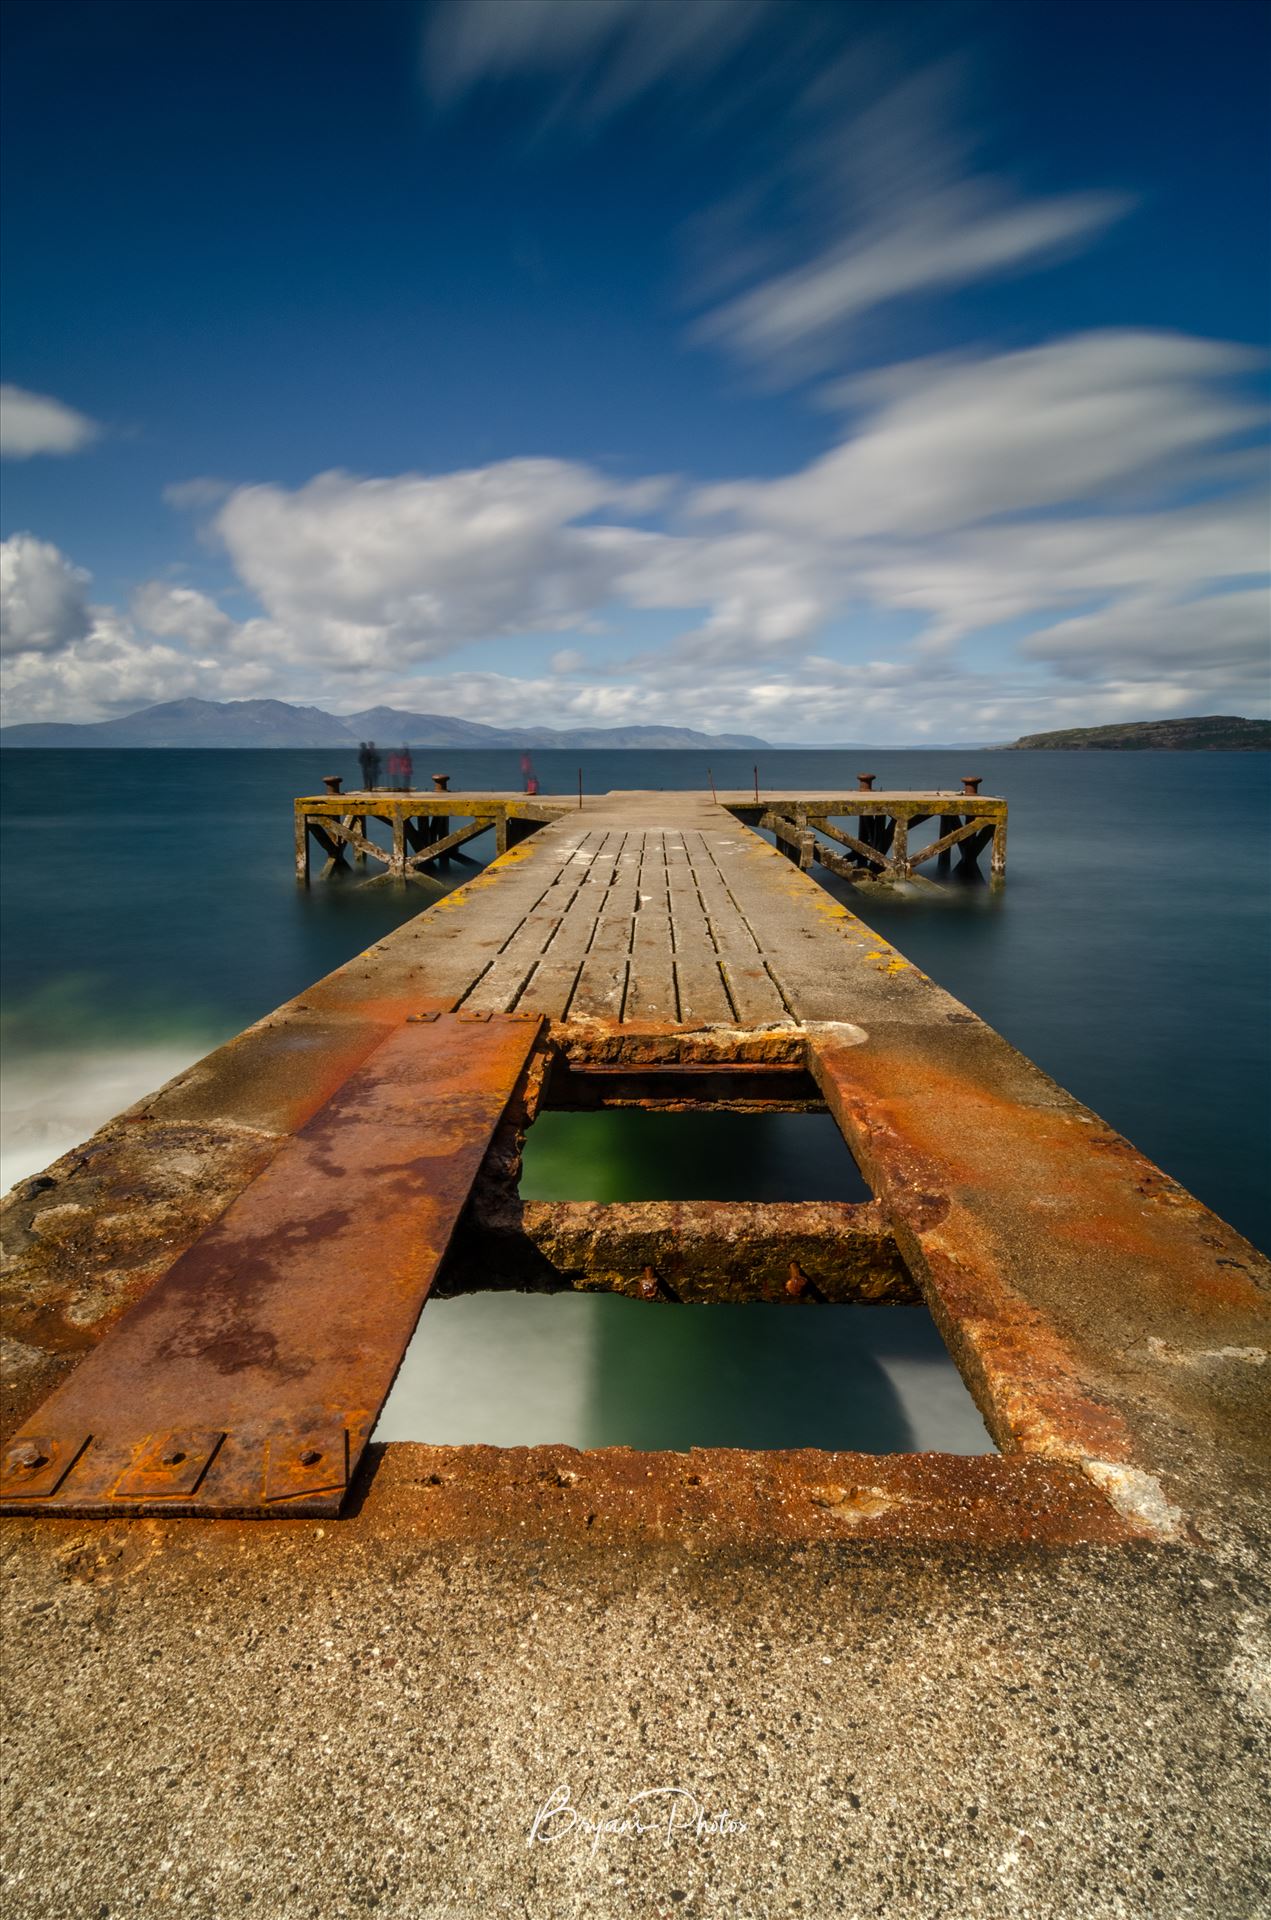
[0,1045,205,1196]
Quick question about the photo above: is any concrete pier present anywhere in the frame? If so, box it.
[1,787,1267,1917]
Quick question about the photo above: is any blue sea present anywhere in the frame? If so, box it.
[3,747,1267,1455]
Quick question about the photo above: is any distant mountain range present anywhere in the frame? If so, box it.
[0,697,769,752]
[1006,715,1270,751]
[9,696,1254,754]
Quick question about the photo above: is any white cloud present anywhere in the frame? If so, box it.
[132,582,241,651]
[0,535,92,654]
[0,385,100,459]
[0,610,274,727]
[3,323,1266,737]
[213,461,663,667]
[695,332,1263,539]
[1020,590,1271,685]
[853,492,1271,644]
[0,543,277,725]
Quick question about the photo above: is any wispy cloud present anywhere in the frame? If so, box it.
[425,11,1138,383]
[426,0,771,119]
[698,187,1132,372]
[163,477,233,511]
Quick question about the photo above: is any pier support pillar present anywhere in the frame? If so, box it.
[294,810,309,884]
[890,815,909,878]
[956,823,994,877]
[937,814,959,875]
[991,818,1008,886]
[390,813,407,878]
[857,812,875,861]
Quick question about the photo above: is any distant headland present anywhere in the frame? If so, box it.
[1004,716,1270,751]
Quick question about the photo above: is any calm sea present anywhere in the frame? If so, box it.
[2,747,1267,1453]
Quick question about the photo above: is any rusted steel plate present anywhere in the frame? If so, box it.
[0,1013,543,1519]
[807,1026,1271,1486]
[377,1443,1149,1549]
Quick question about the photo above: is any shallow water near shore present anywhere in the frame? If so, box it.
[2,746,1267,1451]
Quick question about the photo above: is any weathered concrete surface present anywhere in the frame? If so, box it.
[2,789,1269,1914]
[2,1456,1268,1919]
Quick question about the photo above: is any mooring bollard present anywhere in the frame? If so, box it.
[961,775,982,795]
[432,773,451,793]
[856,773,876,792]
[322,775,343,795]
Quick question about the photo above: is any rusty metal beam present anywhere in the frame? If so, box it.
[805,1025,1270,1477]
[441,1195,917,1303]
[541,1059,823,1111]
[0,1013,544,1519]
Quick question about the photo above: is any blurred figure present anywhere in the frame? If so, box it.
[358,740,381,790]
[386,746,402,788]
[521,751,540,797]
[399,744,414,790]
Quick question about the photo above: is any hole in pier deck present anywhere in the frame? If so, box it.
[375,1104,994,1455]
[521,1109,872,1204]
[375,1296,995,1453]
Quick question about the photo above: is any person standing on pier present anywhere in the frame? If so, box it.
[357,741,381,791]
[399,744,414,791]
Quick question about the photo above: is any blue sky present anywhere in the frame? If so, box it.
[1,0,1267,741]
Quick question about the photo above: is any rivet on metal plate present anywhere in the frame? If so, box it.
[0,1434,91,1500]
[407,1011,440,1023]
[113,1430,226,1499]
[263,1428,349,1503]
[459,1010,493,1022]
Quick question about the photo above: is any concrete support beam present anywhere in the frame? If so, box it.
[441,1195,918,1304]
